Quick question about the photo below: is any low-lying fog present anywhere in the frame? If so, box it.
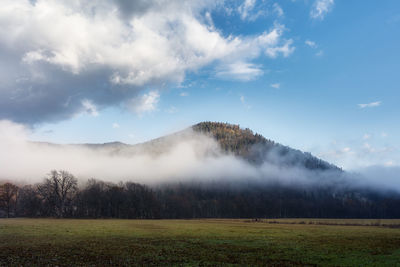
[0,120,398,192]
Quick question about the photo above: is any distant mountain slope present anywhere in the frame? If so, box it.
[35,121,340,171]
[192,122,340,171]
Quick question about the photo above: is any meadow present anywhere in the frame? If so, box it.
[1,219,400,266]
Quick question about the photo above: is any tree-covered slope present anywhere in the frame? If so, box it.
[33,121,341,172]
[192,122,340,171]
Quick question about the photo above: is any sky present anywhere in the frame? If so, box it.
[0,0,399,171]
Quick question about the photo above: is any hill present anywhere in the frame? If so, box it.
[74,121,340,171]
[192,122,340,170]
[3,122,400,219]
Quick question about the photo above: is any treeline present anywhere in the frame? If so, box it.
[1,170,400,219]
[0,171,159,219]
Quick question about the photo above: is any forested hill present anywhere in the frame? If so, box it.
[192,122,340,171]
[5,122,400,219]
[35,121,340,172]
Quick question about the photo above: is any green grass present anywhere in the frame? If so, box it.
[1,219,400,266]
[257,218,400,227]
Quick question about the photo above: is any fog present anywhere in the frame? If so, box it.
[0,120,397,193]
[0,120,245,184]
[353,165,400,192]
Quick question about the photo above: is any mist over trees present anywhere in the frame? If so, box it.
[1,170,400,219]
[1,122,399,219]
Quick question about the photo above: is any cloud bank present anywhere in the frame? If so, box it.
[0,120,337,187]
[0,0,294,124]
[1,120,398,193]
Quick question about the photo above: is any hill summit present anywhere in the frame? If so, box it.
[192,122,339,171]
[37,121,340,172]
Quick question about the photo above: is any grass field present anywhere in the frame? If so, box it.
[1,219,400,266]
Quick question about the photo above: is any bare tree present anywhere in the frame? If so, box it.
[0,182,19,218]
[37,170,78,218]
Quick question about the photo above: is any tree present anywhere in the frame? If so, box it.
[37,170,78,218]
[79,179,108,218]
[17,185,42,217]
[0,182,19,218]
[105,183,125,218]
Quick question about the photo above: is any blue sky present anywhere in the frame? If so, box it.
[1,0,399,170]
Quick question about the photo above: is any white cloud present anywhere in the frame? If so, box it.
[310,0,334,20]
[265,38,295,58]
[358,101,381,108]
[112,123,120,129]
[127,91,160,115]
[216,62,263,81]
[270,83,280,89]
[238,0,256,20]
[215,24,295,80]
[180,92,188,97]
[0,0,295,123]
[305,40,317,48]
[81,99,99,117]
[273,3,284,17]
